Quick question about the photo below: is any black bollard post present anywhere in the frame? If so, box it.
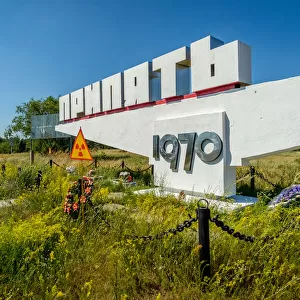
[36,170,42,190]
[49,159,53,168]
[77,178,83,198]
[121,160,125,169]
[94,157,98,169]
[77,178,85,222]
[197,199,211,280]
[250,166,255,191]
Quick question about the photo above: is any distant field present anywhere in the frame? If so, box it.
[1,149,299,167]
[1,149,300,197]
[0,149,149,169]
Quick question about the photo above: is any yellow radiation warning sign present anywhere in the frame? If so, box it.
[70,128,93,160]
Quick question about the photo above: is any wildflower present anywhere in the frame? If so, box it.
[191,244,202,255]
[82,280,93,297]
[56,291,65,297]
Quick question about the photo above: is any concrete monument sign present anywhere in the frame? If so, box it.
[56,35,300,196]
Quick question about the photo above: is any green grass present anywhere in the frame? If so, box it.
[0,150,300,299]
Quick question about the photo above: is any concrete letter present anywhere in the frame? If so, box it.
[191,36,251,92]
[70,88,85,118]
[102,73,124,111]
[124,62,151,106]
[84,81,102,115]
[152,46,190,99]
[59,94,71,121]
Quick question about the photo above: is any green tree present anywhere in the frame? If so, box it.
[10,96,59,137]
[3,125,13,139]
[0,137,10,153]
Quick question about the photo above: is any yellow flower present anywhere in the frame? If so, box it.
[50,251,55,261]
[56,291,65,297]
[82,280,93,297]
[191,244,202,255]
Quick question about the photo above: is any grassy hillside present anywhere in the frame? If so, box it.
[0,150,299,299]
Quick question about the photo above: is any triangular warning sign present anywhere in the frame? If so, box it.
[70,128,93,161]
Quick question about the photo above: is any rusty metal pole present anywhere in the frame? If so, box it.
[197,199,211,280]
[250,166,255,191]
[30,139,34,165]
[1,164,5,174]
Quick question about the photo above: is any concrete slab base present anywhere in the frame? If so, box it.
[134,188,257,211]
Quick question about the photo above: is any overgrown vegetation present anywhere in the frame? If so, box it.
[0,150,300,299]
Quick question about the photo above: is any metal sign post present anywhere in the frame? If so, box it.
[9,138,14,154]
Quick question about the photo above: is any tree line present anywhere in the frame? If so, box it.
[1,96,71,154]
[1,96,110,154]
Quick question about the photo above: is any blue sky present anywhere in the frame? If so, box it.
[0,0,299,137]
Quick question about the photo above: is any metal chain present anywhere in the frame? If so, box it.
[254,170,280,188]
[125,214,198,242]
[41,161,50,168]
[87,160,96,168]
[52,160,65,169]
[236,172,251,183]
[210,215,280,243]
[210,215,255,243]
[236,168,280,189]
[124,163,152,174]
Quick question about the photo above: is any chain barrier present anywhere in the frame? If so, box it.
[236,172,251,183]
[125,213,198,242]
[254,170,280,188]
[52,160,65,169]
[108,161,123,169]
[210,215,279,243]
[236,167,280,189]
[41,160,50,168]
[108,160,152,173]
[123,163,152,174]
[87,160,95,168]
[210,215,255,242]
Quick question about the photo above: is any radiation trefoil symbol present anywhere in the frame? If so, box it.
[75,142,85,157]
[70,128,93,161]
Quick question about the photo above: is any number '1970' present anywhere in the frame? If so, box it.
[153,132,223,171]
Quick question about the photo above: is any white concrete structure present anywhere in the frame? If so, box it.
[102,73,124,111]
[124,62,152,105]
[191,36,251,91]
[84,81,102,115]
[58,35,252,122]
[152,46,191,98]
[59,94,71,121]
[56,35,300,196]
[70,88,85,119]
